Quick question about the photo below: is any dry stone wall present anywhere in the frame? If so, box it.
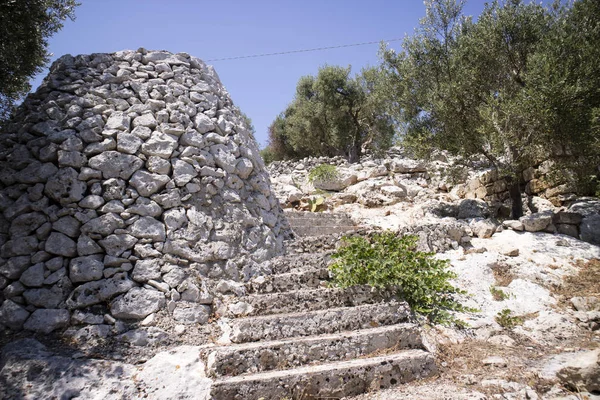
[0,49,291,334]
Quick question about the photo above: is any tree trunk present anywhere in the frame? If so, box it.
[508,179,523,219]
[347,139,361,164]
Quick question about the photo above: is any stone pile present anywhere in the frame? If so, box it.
[0,49,291,335]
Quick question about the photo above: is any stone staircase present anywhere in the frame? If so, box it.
[285,210,362,237]
[201,246,437,399]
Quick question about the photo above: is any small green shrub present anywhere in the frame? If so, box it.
[329,231,474,325]
[489,286,510,301]
[495,308,524,328]
[308,164,338,183]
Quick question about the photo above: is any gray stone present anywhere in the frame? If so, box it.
[110,287,165,320]
[235,157,253,179]
[105,111,130,131]
[502,220,524,231]
[571,297,600,312]
[117,327,168,346]
[173,302,210,324]
[45,232,77,257]
[79,194,105,209]
[52,215,81,237]
[102,178,126,200]
[88,151,144,179]
[19,263,45,287]
[390,159,427,173]
[147,156,171,174]
[81,213,125,236]
[458,198,490,219]
[98,234,137,257]
[141,132,178,159]
[180,131,205,148]
[194,113,215,133]
[520,212,553,232]
[57,150,86,168]
[130,216,166,242]
[129,170,170,197]
[133,113,157,129]
[15,162,59,184]
[23,309,70,333]
[66,272,135,309]
[69,255,104,283]
[0,256,30,279]
[172,159,197,186]
[77,235,103,256]
[116,132,143,154]
[44,167,87,205]
[1,236,38,258]
[556,349,600,393]
[9,212,47,238]
[132,259,162,283]
[0,300,30,330]
[43,267,66,285]
[557,223,579,238]
[128,198,162,217]
[580,214,600,245]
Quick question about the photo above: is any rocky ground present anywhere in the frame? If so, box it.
[267,153,600,400]
[1,149,599,399]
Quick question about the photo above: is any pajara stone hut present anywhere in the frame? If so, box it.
[0,49,291,333]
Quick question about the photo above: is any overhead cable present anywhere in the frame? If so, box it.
[205,38,403,62]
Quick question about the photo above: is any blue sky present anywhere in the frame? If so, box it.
[30,0,488,147]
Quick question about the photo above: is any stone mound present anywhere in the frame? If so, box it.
[0,49,291,334]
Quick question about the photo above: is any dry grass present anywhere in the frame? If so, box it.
[436,337,555,397]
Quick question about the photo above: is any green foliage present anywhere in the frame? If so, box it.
[260,147,276,165]
[495,308,523,329]
[329,231,473,325]
[380,0,600,217]
[489,286,510,301]
[308,164,339,183]
[264,65,395,163]
[0,0,79,121]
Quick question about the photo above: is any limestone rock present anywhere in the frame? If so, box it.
[69,255,104,283]
[23,309,70,333]
[45,232,77,257]
[173,302,210,324]
[88,151,144,179]
[44,167,87,205]
[520,212,553,232]
[458,199,490,219]
[129,170,170,197]
[111,287,166,320]
[0,300,30,330]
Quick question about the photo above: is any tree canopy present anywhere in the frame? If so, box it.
[380,0,600,217]
[263,65,395,163]
[0,0,79,121]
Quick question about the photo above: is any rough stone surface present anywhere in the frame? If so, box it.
[110,287,166,320]
[23,309,70,333]
[0,49,290,333]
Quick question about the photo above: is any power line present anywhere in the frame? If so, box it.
[205,38,403,62]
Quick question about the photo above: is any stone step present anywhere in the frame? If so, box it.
[202,323,424,378]
[221,300,411,343]
[246,267,330,294]
[227,286,389,317]
[292,225,361,237]
[286,216,355,227]
[209,349,437,400]
[264,253,331,275]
